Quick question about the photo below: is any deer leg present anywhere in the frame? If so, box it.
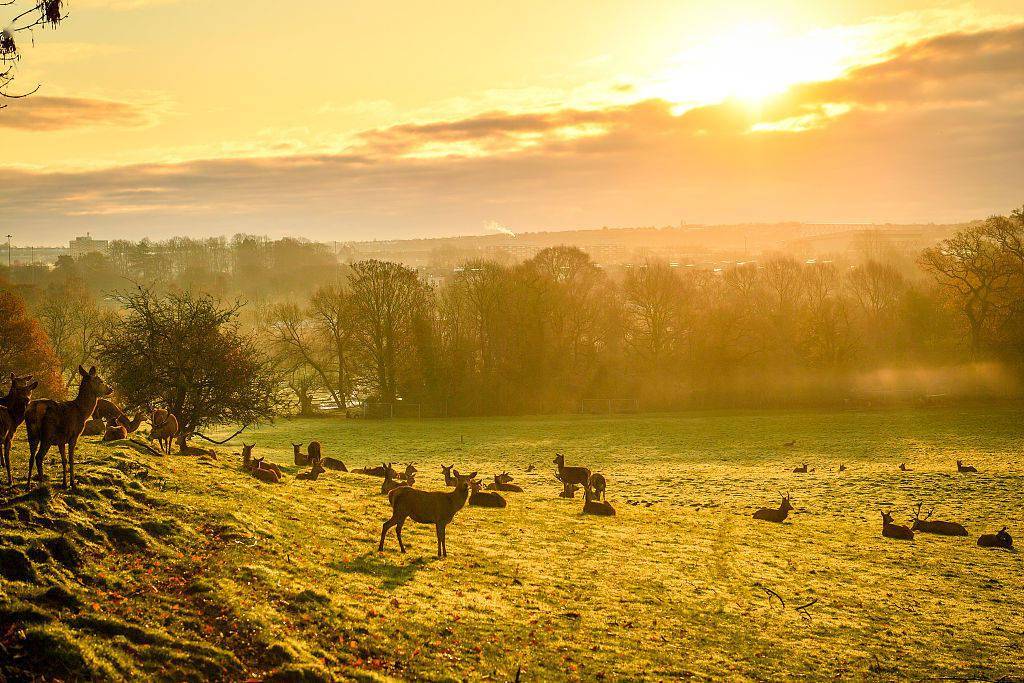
[2,438,10,487]
[25,438,38,489]
[395,517,407,554]
[58,443,67,489]
[379,514,400,551]
[68,439,77,490]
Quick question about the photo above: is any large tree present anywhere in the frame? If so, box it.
[97,287,280,451]
[0,287,63,396]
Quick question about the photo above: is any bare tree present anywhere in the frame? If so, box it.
[1,1,66,105]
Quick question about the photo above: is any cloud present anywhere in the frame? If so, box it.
[1,24,1022,241]
[0,95,155,131]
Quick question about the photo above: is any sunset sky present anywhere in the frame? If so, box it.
[2,0,1023,244]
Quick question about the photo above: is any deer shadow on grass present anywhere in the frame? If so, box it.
[330,551,431,590]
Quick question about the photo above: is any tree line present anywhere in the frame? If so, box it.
[2,207,1022,420]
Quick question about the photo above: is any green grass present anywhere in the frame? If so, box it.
[2,405,1023,681]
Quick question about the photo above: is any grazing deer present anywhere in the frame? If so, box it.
[25,366,113,489]
[956,460,978,473]
[486,474,523,493]
[880,510,914,540]
[588,473,607,501]
[296,455,327,481]
[582,486,615,516]
[977,527,1013,549]
[308,440,322,461]
[292,443,309,467]
[149,407,179,454]
[753,492,793,523]
[379,471,476,558]
[911,503,969,536]
[559,482,581,498]
[899,463,911,472]
[468,479,507,508]
[553,453,590,488]
[792,463,809,473]
[1,375,37,487]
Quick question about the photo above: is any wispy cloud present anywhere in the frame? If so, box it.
[1,24,1021,241]
[0,95,156,131]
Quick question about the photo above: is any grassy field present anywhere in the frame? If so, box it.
[2,405,1023,681]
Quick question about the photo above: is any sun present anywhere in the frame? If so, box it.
[657,21,856,106]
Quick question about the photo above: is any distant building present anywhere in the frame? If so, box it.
[70,234,109,259]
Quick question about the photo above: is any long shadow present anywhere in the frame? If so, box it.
[330,551,432,590]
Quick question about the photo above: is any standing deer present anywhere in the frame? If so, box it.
[553,453,590,488]
[956,460,978,473]
[588,473,607,501]
[1,376,37,486]
[880,510,914,540]
[25,366,113,489]
[379,471,476,558]
[753,492,793,523]
[911,503,968,536]
[149,407,179,454]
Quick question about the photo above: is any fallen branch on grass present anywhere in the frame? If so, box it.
[762,586,785,608]
[794,598,819,620]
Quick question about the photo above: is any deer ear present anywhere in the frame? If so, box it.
[28,381,38,390]
[78,365,88,377]
[466,471,477,479]
[88,366,97,376]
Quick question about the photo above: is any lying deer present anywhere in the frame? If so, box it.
[753,492,793,523]
[899,463,912,472]
[792,463,810,473]
[315,441,346,471]
[241,444,282,483]
[588,473,607,501]
[559,482,581,498]
[379,471,476,558]
[582,486,615,516]
[881,510,914,540]
[354,463,397,478]
[554,453,590,488]
[26,365,114,489]
[839,464,847,472]
[977,527,1013,549]
[911,503,968,536]
[381,463,411,495]
[296,454,326,481]
[397,463,418,481]
[469,479,507,508]
[292,443,309,467]
[486,473,523,493]
[956,460,978,473]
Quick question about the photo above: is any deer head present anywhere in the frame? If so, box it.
[78,365,113,398]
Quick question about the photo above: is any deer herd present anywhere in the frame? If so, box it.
[0,372,1016,558]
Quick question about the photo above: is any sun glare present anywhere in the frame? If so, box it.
[657,22,857,106]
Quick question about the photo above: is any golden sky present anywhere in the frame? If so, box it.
[2,1,1023,243]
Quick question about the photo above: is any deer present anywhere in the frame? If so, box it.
[977,527,1013,549]
[149,407,179,454]
[379,471,476,558]
[911,503,969,536]
[753,492,793,523]
[84,398,146,436]
[792,463,809,473]
[25,365,113,490]
[839,464,847,472]
[899,463,912,472]
[582,485,615,516]
[101,424,127,442]
[553,453,590,488]
[292,443,309,467]
[486,473,523,493]
[1,374,37,487]
[101,406,147,443]
[495,471,514,484]
[441,464,474,486]
[240,444,281,483]
[956,460,978,473]
[468,478,507,508]
[296,455,327,481]
[588,473,607,501]
[782,440,796,447]
[381,463,411,495]
[880,510,914,540]
[354,463,397,478]
[559,482,581,498]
